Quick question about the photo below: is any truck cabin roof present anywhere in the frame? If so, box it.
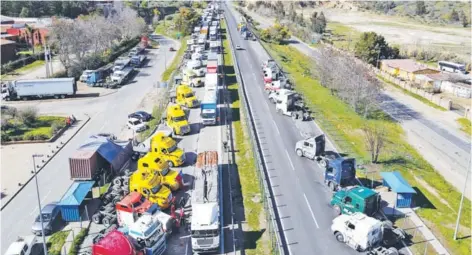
[338,186,378,200]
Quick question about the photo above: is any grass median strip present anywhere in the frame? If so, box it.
[457,117,471,136]
[47,230,71,255]
[377,75,447,112]
[262,42,471,255]
[222,21,269,255]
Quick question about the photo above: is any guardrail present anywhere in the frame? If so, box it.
[223,14,286,255]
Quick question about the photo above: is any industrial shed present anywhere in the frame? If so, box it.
[58,181,95,222]
[380,171,416,208]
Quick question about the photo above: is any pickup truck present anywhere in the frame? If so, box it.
[4,236,42,255]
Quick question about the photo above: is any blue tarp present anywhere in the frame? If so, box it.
[58,181,95,206]
[78,136,132,171]
[380,171,416,194]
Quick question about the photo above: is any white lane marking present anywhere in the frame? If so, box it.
[272,119,280,135]
[30,190,52,215]
[303,193,320,229]
[285,150,295,171]
[264,100,269,111]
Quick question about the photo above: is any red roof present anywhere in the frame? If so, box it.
[117,192,152,213]
[92,230,135,255]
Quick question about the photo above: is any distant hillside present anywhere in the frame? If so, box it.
[342,1,471,26]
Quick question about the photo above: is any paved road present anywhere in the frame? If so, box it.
[0,35,178,253]
[224,4,359,254]
[239,6,472,199]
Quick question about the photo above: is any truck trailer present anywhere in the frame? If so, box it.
[201,89,218,126]
[2,78,76,101]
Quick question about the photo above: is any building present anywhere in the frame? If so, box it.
[380,59,440,81]
[0,39,16,64]
[6,25,49,46]
[416,72,471,98]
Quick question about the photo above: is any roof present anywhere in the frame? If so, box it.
[381,59,430,73]
[119,191,143,205]
[380,171,416,194]
[346,186,377,199]
[419,72,470,82]
[0,38,15,46]
[94,230,134,255]
[58,181,95,206]
[78,135,132,170]
[191,203,219,229]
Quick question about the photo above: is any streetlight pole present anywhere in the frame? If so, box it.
[33,154,48,255]
[454,157,471,240]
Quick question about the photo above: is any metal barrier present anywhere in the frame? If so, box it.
[223,15,286,255]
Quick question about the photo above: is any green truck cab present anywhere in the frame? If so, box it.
[330,186,382,217]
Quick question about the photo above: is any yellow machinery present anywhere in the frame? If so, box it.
[137,153,182,191]
[176,85,199,108]
[129,169,173,209]
[150,132,186,167]
[164,104,190,136]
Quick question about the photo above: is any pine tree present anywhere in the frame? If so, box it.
[461,11,469,27]
[415,1,426,15]
[450,9,459,22]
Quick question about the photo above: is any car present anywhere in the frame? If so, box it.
[169,47,175,51]
[31,202,61,236]
[236,45,242,50]
[128,111,152,122]
[127,118,148,132]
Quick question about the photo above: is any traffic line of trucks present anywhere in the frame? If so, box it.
[0,36,149,102]
[239,18,407,255]
[4,4,225,255]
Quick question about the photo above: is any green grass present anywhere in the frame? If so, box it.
[99,183,111,195]
[377,75,447,111]
[263,42,471,255]
[2,116,66,141]
[222,21,269,255]
[457,118,471,136]
[47,230,70,255]
[161,37,188,82]
[325,22,361,51]
[1,60,45,79]
[68,228,88,255]
[138,104,165,142]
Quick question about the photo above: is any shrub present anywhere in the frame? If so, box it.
[51,120,65,134]
[18,106,38,127]
[1,133,11,142]
[23,128,51,141]
[3,107,18,118]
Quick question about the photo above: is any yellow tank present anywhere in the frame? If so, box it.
[129,169,173,209]
[150,132,186,167]
[165,104,190,135]
[176,85,199,108]
[137,153,182,191]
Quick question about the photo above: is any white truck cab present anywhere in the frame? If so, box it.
[191,203,220,252]
[5,236,39,255]
[331,213,383,252]
[128,214,166,255]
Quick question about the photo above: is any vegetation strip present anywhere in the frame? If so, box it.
[222,21,269,254]
[47,230,71,255]
[377,75,448,111]
[456,118,472,136]
[261,42,470,255]
[68,228,89,255]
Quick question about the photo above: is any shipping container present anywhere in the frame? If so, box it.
[69,151,98,180]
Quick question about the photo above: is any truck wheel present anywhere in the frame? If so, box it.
[113,178,122,186]
[92,213,102,224]
[102,217,112,228]
[334,232,344,243]
[333,205,341,215]
[190,83,195,87]
[123,179,129,186]
[387,247,399,255]
[329,181,336,191]
[319,159,328,168]
[296,149,303,157]
[60,95,66,99]
[168,161,174,168]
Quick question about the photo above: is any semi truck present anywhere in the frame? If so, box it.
[207,60,218,74]
[201,89,218,126]
[110,67,134,85]
[116,192,153,228]
[127,214,167,255]
[162,104,191,136]
[205,73,218,91]
[86,64,114,87]
[2,78,77,101]
[331,186,382,217]
[295,135,357,191]
[137,153,183,191]
[148,132,186,167]
[182,69,204,88]
[4,236,41,255]
[174,85,199,108]
[92,230,144,255]
[113,57,131,72]
[131,55,147,68]
[274,89,311,121]
[129,168,173,210]
[190,151,220,253]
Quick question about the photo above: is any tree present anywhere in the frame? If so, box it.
[288,3,296,22]
[450,9,459,22]
[415,1,426,15]
[354,32,393,66]
[274,1,285,18]
[18,107,38,127]
[461,11,469,27]
[362,124,386,163]
[260,23,291,44]
[19,7,30,17]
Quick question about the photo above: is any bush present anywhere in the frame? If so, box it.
[1,133,11,142]
[23,129,51,141]
[18,106,38,127]
[3,107,18,118]
[51,120,65,134]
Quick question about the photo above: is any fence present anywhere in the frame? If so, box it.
[224,17,286,255]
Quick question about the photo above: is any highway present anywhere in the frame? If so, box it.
[0,35,178,253]
[224,3,358,254]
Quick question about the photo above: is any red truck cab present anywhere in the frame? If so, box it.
[92,230,143,255]
[116,192,153,228]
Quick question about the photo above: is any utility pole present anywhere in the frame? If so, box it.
[43,43,50,78]
[454,157,471,240]
[33,154,48,255]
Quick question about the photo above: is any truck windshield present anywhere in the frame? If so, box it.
[132,196,147,208]
[167,144,178,153]
[185,92,194,98]
[191,229,219,238]
[36,213,51,222]
[201,112,216,119]
[151,184,162,194]
[172,116,186,122]
[161,167,170,176]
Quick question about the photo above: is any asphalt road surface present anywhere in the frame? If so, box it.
[0,35,178,253]
[224,4,359,254]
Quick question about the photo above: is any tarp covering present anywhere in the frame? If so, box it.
[58,181,95,206]
[380,171,416,194]
[78,136,132,172]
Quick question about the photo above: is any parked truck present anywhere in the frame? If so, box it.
[137,153,183,191]
[274,90,311,121]
[331,186,382,217]
[162,104,191,136]
[172,85,199,108]
[110,67,134,85]
[205,73,218,90]
[182,69,203,88]
[113,57,131,72]
[86,64,114,87]
[116,192,153,228]
[201,88,218,126]
[2,78,76,101]
[134,132,186,167]
[92,230,144,255]
[129,168,173,210]
[127,214,167,255]
[206,60,218,74]
[190,151,220,253]
[131,55,147,67]
[331,213,405,255]
[295,134,357,191]
[4,236,41,255]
